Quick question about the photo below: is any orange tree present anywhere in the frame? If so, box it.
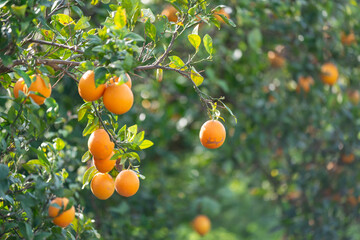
[0,0,235,239]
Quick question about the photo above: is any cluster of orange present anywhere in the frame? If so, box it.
[78,70,133,114]
[78,70,140,200]
[13,74,52,105]
[161,5,230,24]
[268,32,358,104]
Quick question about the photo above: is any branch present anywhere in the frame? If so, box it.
[152,25,180,66]
[26,39,84,54]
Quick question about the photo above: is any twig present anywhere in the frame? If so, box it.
[25,39,84,54]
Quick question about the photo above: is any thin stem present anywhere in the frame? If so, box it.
[26,39,84,54]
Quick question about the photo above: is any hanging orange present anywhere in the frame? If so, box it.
[103,82,134,115]
[115,170,140,197]
[48,197,75,228]
[93,152,116,173]
[88,129,114,160]
[192,215,211,236]
[13,78,28,98]
[78,70,106,101]
[28,75,52,105]
[199,120,226,149]
[108,73,132,88]
[320,63,338,85]
[90,173,115,200]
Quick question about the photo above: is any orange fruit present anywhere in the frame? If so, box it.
[115,170,140,197]
[108,73,132,88]
[88,129,114,160]
[103,82,134,115]
[48,197,75,228]
[78,70,106,101]
[161,5,178,22]
[341,153,355,164]
[28,75,51,105]
[214,8,230,23]
[320,63,338,85]
[296,76,314,93]
[341,31,356,46]
[348,90,360,105]
[90,173,115,200]
[192,215,211,236]
[13,78,28,98]
[199,120,226,149]
[267,51,286,68]
[94,151,116,173]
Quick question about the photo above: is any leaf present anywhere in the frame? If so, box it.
[123,152,140,162]
[0,164,9,180]
[192,24,199,35]
[11,4,27,18]
[190,67,204,86]
[82,166,97,189]
[139,140,154,149]
[94,67,108,87]
[23,159,48,170]
[145,19,156,42]
[13,68,31,87]
[30,147,50,170]
[133,131,144,144]
[18,222,34,240]
[82,151,91,163]
[247,28,262,51]
[77,102,92,121]
[188,34,201,50]
[125,32,145,42]
[91,0,98,5]
[56,14,74,26]
[82,117,99,136]
[114,7,127,29]
[74,16,90,30]
[127,125,138,140]
[218,100,238,124]
[169,56,186,69]
[141,8,156,22]
[217,14,236,27]
[53,137,65,151]
[203,34,213,55]
[156,68,163,82]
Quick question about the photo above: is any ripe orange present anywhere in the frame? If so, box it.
[48,197,75,228]
[199,120,226,149]
[115,170,140,197]
[348,90,360,105]
[192,215,211,236]
[94,152,116,173]
[90,173,115,200]
[267,51,286,68]
[341,153,355,164]
[341,31,356,46]
[214,8,230,23]
[296,76,314,93]
[13,78,28,98]
[320,63,338,85]
[161,5,178,22]
[103,82,134,115]
[88,129,114,160]
[28,75,52,105]
[108,73,132,88]
[78,70,106,101]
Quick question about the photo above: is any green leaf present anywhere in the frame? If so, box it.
[218,100,237,124]
[18,222,34,240]
[125,32,145,42]
[0,164,9,180]
[145,19,156,42]
[78,102,92,121]
[127,125,138,140]
[94,67,108,87]
[30,147,50,170]
[82,151,91,163]
[82,166,97,189]
[74,16,90,30]
[190,67,204,86]
[188,34,201,50]
[247,28,262,51]
[91,0,98,5]
[114,7,127,28]
[11,4,27,18]
[133,131,145,144]
[53,138,65,151]
[203,34,213,55]
[123,152,140,162]
[217,14,236,27]
[23,159,48,171]
[56,14,74,26]
[82,117,99,136]
[13,68,31,87]
[169,56,186,69]
[139,140,154,149]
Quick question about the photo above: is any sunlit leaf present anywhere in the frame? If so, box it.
[114,7,127,28]
[188,34,201,50]
[203,34,213,55]
[190,67,204,86]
